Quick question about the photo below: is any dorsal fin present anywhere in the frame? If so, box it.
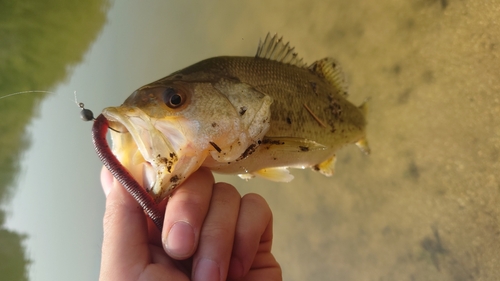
[308,58,349,97]
[255,33,307,68]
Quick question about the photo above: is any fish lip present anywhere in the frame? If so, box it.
[102,106,180,202]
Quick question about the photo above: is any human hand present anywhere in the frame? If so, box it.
[99,166,282,281]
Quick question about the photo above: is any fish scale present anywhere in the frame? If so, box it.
[159,56,365,147]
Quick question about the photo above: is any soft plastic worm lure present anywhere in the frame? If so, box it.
[78,103,164,230]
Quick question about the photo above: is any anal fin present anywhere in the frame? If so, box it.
[313,155,337,176]
[262,137,327,152]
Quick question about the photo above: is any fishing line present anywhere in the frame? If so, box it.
[1,90,83,107]
[1,89,96,120]
[0,90,122,131]
[0,90,58,100]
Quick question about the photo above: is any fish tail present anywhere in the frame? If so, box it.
[356,98,371,155]
[356,138,371,155]
[358,97,370,117]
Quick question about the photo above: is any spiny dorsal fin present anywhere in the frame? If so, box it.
[308,58,349,97]
[256,33,307,68]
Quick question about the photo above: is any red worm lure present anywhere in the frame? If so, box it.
[80,102,164,230]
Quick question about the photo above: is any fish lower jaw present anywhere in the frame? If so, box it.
[140,158,178,202]
[149,151,211,202]
[141,161,156,193]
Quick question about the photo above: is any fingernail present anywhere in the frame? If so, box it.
[103,185,111,197]
[165,221,195,258]
[104,178,118,197]
[193,258,220,281]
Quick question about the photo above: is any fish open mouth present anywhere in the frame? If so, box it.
[101,106,196,203]
[92,114,164,229]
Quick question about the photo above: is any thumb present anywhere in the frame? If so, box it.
[99,166,150,280]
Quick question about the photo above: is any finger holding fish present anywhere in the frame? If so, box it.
[162,167,214,260]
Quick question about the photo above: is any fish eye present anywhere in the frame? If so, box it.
[162,87,185,108]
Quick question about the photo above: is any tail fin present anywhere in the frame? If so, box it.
[355,98,371,155]
[358,98,370,117]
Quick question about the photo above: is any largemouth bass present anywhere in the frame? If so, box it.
[103,34,370,203]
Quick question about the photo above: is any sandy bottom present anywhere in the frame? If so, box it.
[212,0,500,280]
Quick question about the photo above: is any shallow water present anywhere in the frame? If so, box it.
[3,0,500,280]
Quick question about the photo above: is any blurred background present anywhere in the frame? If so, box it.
[1,0,500,280]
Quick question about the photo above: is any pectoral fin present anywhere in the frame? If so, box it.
[234,137,332,181]
[261,137,328,153]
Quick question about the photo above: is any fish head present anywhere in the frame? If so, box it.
[102,80,260,203]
